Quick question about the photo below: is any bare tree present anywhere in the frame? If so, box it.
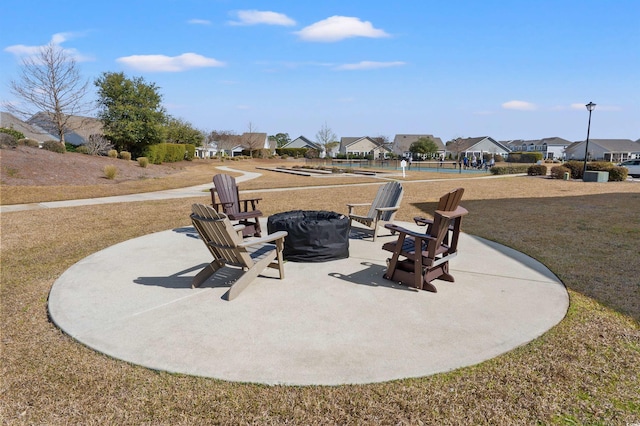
[84,134,113,155]
[315,122,339,158]
[243,122,265,158]
[208,130,239,157]
[5,42,93,146]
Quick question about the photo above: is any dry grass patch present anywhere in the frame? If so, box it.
[1,176,639,424]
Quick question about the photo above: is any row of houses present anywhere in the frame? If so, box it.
[3,111,639,162]
[280,134,640,163]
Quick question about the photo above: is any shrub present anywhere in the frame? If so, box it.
[527,164,547,176]
[42,140,66,153]
[19,138,40,148]
[137,157,149,168]
[119,151,132,161]
[490,165,530,175]
[85,134,113,155]
[75,145,89,154]
[65,142,77,152]
[607,166,628,181]
[0,133,19,148]
[185,144,195,161]
[507,151,543,163]
[550,165,571,179]
[103,165,118,179]
[0,127,25,140]
[107,149,118,158]
[563,160,584,179]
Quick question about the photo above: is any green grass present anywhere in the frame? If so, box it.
[1,168,639,424]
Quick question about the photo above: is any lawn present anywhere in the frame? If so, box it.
[1,161,639,424]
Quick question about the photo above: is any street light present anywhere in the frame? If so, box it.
[582,101,596,178]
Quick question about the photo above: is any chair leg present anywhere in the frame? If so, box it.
[225,253,276,300]
[192,260,224,288]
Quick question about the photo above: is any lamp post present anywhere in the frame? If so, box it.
[582,101,596,178]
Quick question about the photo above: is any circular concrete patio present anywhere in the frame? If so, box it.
[48,220,568,386]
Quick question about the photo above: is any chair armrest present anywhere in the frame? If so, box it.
[435,206,468,219]
[413,216,433,226]
[384,223,430,240]
[375,206,400,212]
[347,202,371,215]
[238,231,288,248]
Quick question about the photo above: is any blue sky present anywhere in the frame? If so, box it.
[1,0,638,142]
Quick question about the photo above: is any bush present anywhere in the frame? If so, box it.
[107,149,118,158]
[145,143,193,164]
[0,133,19,148]
[490,165,530,175]
[119,151,132,161]
[507,151,543,163]
[75,145,89,154]
[607,166,628,181]
[42,140,66,153]
[527,164,547,176]
[137,157,149,168]
[550,165,571,179]
[276,148,308,158]
[0,127,25,140]
[563,161,584,179]
[19,138,40,148]
[65,142,77,152]
[103,165,118,179]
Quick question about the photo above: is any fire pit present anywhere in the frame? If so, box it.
[267,210,350,262]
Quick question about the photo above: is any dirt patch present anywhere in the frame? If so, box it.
[0,146,187,186]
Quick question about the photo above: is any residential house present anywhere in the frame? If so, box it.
[28,112,103,146]
[0,111,57,144]
[281,135,328,156]
[392,134,445,159]
[240,132,270,155]
[448,136,511,161]
[505,137,572,160]
[564,139,640,162]
[339,136,392,159]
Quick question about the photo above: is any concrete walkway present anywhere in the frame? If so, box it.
[11,166,566,385]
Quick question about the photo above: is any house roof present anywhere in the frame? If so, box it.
[392,134,445,153]
[0,111,57,142]
[282,135,321,150]
[339,136,391,152]
[586,139,640,152]
[27,112,103,145]
[448,136,511,153]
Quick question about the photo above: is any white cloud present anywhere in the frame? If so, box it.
[296,16,389,42]
[334,60,405,70]
[4,32,92,62]
[229,10,296,26]
[116,53,225,72]
[188,19,211,25]
[502,100,537,111]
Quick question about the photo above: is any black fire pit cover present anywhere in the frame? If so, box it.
[267,210,350,262]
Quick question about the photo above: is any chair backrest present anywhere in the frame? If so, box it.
[191,204,252,267]
[212,174,241,215]
[437,187,464,212]
[425,206,468,258]
[367,181,404,221]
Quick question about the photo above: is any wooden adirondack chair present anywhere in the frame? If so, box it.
[382,206,468,292]
[211,173,263,237]
[413,187,464,245]
[347,181,404,241]
[190,204,287,300]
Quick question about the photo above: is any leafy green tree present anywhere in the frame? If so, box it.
[94,72,166,157]
[269,132,291,148]
[409,137,439,158]
[164,116,204,147]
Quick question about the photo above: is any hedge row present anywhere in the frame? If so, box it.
[507,152,544,163]
[145,143,195,164]
[562,160,628,181]
[490,165,530,175]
